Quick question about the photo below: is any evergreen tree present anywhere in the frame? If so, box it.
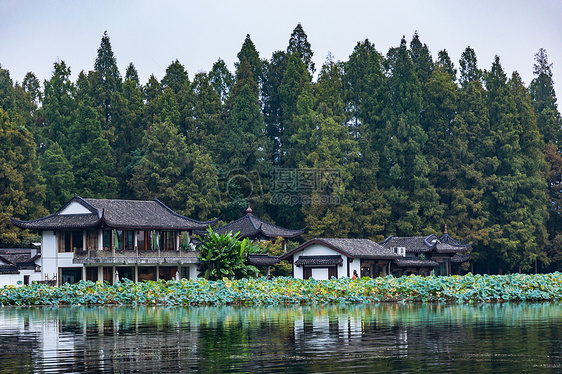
[235,35,263,88]
[343,39,390,240]
[482,56,546,272]
[0,108,46,246]
[125,62,140,87]
[209,58,234,104]
[189,72,224,160]
[459,46,481,88]
[93,31,122,128]
[287,23,315,75]
[161,60,193,137]
[40,142,75,211]
[130,121,192,213]
[409,31,434,84]
[42,61,76,150]
[224,83,268,172]
[278,53,311,165]
[183,144,221,220]
[436,50,457,78]
[529,48,560,144]
[68,102,117,198]
[22,72,42,106]
[111,67,144,198]
[509,71,548,271]
[379,38,441,236]
[262,50,289,165]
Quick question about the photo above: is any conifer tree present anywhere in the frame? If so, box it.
[67,102,117,198]
[130,121,196,214]
[379,38,441,235]
[262,51,289,165]
[42,61,76,150]
[459,47,481,88]
[530,48,560,144]
[189,72,224,160]
[93,31,122,130]
[0,108,46,246]
[209,58,234,104]
[287,23,315,75]
[235,35,263,89]
[279,53,311,165]
[40,142,75,211]
[409,31,434,84]
[111,65,144,198]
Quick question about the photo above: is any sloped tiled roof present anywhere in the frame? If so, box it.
[214,206,305,239]
[294,255,343,266]
[280,238,402,261]
[393,258,439,268]
[11,196,217,231]
[379,236,434,253]
[247,254,280,266]
[380,233,472,255]
[451,253,472,263]
[0,249,40,274]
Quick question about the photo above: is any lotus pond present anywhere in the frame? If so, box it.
[2,273,562,306]
[1,303,561,373]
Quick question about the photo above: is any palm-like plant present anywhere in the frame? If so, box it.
[197,227,262,280]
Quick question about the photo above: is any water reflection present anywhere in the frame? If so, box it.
[0,303,561,373]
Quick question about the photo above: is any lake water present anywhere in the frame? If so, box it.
[0,303,561,373]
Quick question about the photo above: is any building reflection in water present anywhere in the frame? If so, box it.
[1,303,561,373]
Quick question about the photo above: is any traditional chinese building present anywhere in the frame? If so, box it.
[11,195,217,285]
[212,205,305,252]
[0,248,42,287]
[279,238,402,279]
[379,226,472,276]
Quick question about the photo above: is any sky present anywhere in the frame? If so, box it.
[1,0,561,96]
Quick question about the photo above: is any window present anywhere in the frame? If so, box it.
[160,231,176,251]
[137,231,149,251]
[86,267,98,281]
[103,230,112,250]
[123,230,134,251]
[60,267,82,284]
[86,230,98,250]
[102,230,134,251]
[58,231,83,253]
[393,247,406,257]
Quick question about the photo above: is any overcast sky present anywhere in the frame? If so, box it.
[2,0,561,97]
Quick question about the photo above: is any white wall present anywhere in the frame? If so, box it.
[41,230,83,285]
[0,269,42,287]
[292,243,350,279]
[59,201,91,215]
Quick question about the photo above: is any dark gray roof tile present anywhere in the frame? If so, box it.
[294,255,343,266]
[214,212,304,239]
[11,196,216,231]
[393,259,439,268]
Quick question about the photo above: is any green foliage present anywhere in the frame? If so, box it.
[3,273,562,306]
[0,108,46,246]
[40,142,75,212]
[2,28,562,274]
[197,227,263,280]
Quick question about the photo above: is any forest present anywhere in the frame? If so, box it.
[1,24,561,275]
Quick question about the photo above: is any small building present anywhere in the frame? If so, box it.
[11,196,217,285]
[0,249,41,287]
[380,227,472,276]
[212,205,305,251]
[279,238,402,280]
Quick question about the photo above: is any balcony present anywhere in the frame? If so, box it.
[73,248,200,265]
